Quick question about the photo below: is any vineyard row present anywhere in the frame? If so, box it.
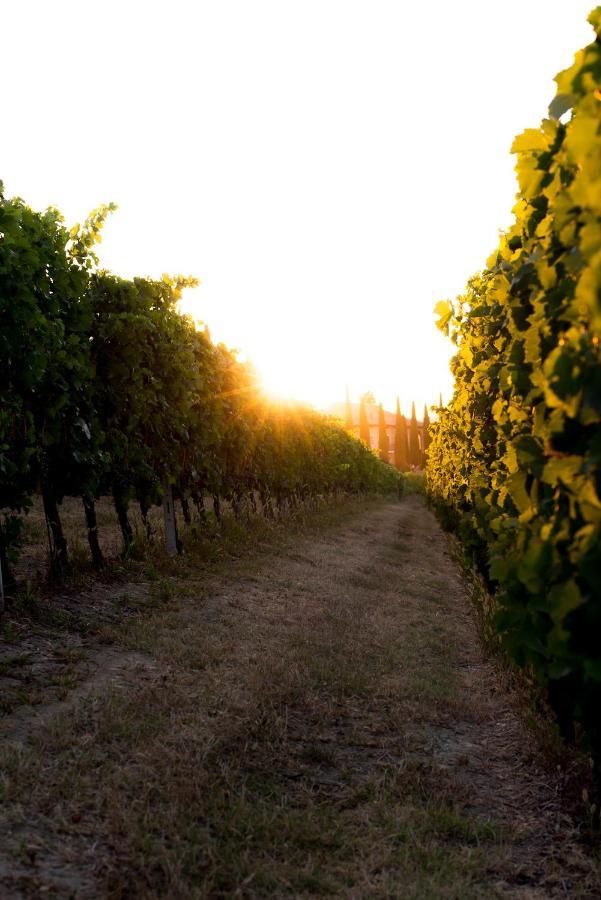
[427,9,601,770]
[0,189,399,589]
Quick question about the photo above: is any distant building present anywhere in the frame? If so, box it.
[327,401,425,467]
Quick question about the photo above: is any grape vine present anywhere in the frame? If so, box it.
[0,186,399,586]
[428,8,601,768]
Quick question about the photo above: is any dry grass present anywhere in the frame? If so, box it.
[0,497,599,897]
[0,495,381,720]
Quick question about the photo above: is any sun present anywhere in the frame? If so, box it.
[255,355,327,409]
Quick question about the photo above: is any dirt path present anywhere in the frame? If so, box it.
[0,496,598,898]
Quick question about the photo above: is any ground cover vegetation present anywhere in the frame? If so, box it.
[3,498,599,897]
[428,9,601,775]
[0,186,399,592]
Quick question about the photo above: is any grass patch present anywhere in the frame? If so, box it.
[2,495,597,896]
[0,654,33,676]
[1,681,507,899]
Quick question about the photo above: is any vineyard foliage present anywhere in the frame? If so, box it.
[428,9,601,763]
[0,184,399,582]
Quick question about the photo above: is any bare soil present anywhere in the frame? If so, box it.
[0,495,599,898]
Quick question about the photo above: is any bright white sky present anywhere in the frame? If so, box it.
[3,1,594,414]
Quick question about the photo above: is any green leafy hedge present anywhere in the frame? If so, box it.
[0,186,399,582]
[427,9,601,766]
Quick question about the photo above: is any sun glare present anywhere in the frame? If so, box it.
[253,353,326,408]
[12,0,589,419]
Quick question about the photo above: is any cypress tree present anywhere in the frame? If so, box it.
[401,414,409,469]
[344,385,353,431]
[393,397,408,471]
[378,403,389,463]
[359,396,371,447]
[409,401,420,468]
[423,404,431,467]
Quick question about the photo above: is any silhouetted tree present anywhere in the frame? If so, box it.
[378,403,389,463]
[423,404,431,467]
[394,397,408,471]
[359,396,371,447]
[409,401,421,468]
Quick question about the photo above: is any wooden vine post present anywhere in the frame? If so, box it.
[162,482,179,557]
